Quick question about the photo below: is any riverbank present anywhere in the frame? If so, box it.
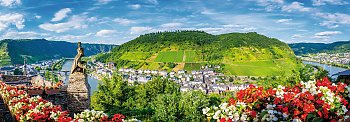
[303,61,347,78]
[302,59,350,70]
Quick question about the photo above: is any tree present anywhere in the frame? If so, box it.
[151,93,179,122]
[91,74,132,112]
[14,68,23,75]
[179,91,209,121]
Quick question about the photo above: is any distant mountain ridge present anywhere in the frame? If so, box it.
[289,41,350,55]
[97,31,300,76]
[0,39,116,66]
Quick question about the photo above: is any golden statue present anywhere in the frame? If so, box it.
[70,42,86,74]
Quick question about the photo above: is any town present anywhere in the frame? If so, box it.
[301,52,350,68]
[0,58,256,95]
[89,60,256,94]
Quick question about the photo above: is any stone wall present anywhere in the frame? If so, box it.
[67,72,90,114]
[1,75,30,82]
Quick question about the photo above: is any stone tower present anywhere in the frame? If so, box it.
[67,42,90,114]
[23,57,27,76]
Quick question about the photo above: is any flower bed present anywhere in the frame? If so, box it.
[203,77,350,122]
[0,82,125,122]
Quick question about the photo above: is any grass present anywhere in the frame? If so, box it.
[184,51,197,62]
[223,60,296,76]
[120,52,151,61]
[184,63,202,71]
[0,43,11,66]
[115,47,298,77]
[155,51,184,62]
[140,62,161,70]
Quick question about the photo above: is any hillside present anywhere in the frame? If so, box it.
[0,39,116,65]
[289,41,350,55]
[97,31,301,76]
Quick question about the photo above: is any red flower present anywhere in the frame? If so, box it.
[294,110,300,115]
[220,118,226,122]
[303,104,315,113]
[317,111,322,118]
[301,113,308,120]
[111,114,125,122]
[250,110,257,118]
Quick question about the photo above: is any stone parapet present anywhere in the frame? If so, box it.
[67,72,90,114]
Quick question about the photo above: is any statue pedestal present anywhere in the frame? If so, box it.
[67,72,90,114]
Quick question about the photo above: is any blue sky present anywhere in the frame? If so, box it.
[0,0,349,44]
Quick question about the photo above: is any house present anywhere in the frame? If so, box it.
[178,70,185,74]
[180,86,191,92]
[0,66,15,75]
[107,62,115,69]
[159,70,167,76]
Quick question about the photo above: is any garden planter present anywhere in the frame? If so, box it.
[45,89,60,95]
[27,89,43,95]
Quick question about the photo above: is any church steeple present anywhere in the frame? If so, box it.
[23,57,27,76]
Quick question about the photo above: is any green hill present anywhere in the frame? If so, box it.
[289,41,350,55]
[98,31,301,76]
[0,39,116,65]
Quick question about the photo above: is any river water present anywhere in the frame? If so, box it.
[302,61,348,78]
[60,59,98,95]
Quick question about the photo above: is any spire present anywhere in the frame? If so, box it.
[23,57,27,76]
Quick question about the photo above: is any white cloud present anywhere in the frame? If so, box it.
[128,4,141,10]
[2,31,46,39]
[282,2,311,12]
[160,22,183,28]
[254,0,284,11]
[200,8,217,15]
[130,26,153,34]
[46,34,88,42]
[196,24,256,35]
[113,18,135,25]
[39,15,87,33]
[96,30,117,37]
[87,17,98,22]
[96,0,112,4]
[315,12,350,28]
[313,31,342,39]
[292,34,303,39]
[51,8,72,22]
[312,0,348,6]
[276,19,292,23]
[0,13,25,31]
[147,0,158,5]
[315,31,342,36]
[0,0,21,7]
[35,15,41,19]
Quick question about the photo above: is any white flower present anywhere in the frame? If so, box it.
[202,107,210,114]
[273,116,278,121]
[268,110,274,114]
[292,119,302,122]
[220,103,229,110]
[342,105,348,113]
[213,110,221,120]
[283,113,288,118]
[233,112,240,121]
[240,114,247,121]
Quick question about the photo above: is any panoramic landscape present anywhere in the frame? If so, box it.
[0,0,350,122]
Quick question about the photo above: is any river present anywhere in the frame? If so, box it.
[60,59,99,95]
[302,61,348,78]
